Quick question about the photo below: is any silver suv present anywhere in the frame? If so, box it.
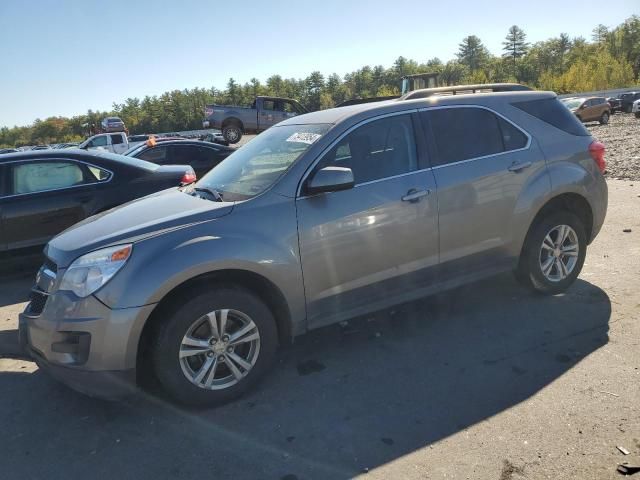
[20,91,608,406]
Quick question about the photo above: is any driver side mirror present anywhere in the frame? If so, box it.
[306,167,354,195]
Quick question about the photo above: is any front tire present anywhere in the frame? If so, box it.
[599,111,610,125]
[222,125,243,144]
[516,211,587,295]
[150,286,278,407]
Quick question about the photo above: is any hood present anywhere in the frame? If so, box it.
[46,189,234,268]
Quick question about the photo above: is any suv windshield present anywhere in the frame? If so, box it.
[196,123,330,201]
[562,98,584,109]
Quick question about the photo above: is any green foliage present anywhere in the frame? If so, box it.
[2,15,639,148]
[457,35,490,72]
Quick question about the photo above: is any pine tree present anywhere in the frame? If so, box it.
[457,35,490,72]
[502,25,529,79]
[592,24,609,43]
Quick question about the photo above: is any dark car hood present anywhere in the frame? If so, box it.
[46,189,234,268]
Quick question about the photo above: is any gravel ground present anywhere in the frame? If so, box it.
[587,113,640,180]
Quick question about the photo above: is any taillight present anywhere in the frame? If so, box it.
[181,168,197,184]
[589,141,606,174]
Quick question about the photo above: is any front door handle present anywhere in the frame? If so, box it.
[402,189,431,203]
[508,161,532,172]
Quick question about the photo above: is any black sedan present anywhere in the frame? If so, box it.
[0,149,195,259]
[125,139,234,177]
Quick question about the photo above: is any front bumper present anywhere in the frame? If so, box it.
[19,286,155,399]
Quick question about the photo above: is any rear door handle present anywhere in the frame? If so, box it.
[508,161,532,172]
[402,189,431,203]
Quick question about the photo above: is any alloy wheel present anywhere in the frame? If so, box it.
[538,224,579,282]
[179,309,261,390]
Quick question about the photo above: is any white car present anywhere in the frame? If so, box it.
[632,98,640,118]
[78,132,129,154]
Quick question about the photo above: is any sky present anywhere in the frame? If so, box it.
[0,0,638,128]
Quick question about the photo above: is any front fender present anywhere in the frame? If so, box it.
[95,193,306,335]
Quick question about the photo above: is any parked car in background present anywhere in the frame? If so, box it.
[606,96,622,114]
[199,132,229,146]
[101,117,126,133]
[561,97,610,124]
[0,149,195,258]
[31,145,51,150]
[619,91,640,113]
[0,148,19,154]
[126,139,234,177]
[202,96,307,144]
[19,90,607,406]
[56,143,80,149]
[632,98,640,118]
[78,132,129,154]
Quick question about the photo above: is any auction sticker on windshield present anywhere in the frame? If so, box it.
[286,132,322,144]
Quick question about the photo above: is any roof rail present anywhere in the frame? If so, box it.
[402,83,532,100]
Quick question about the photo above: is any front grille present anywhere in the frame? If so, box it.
[27,288,48,316]
[42,257,57,274]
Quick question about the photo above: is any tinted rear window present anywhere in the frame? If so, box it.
[512,98,590,136]
[421,107,527,166]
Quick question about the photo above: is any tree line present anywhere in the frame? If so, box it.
[2,15,639,147]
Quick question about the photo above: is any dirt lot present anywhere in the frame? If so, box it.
[0,179,638,479]
[587,113,640,181]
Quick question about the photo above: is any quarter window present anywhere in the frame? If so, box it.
[88,165,111,181]
[422,108,527,166]
[12,161,87,195]
[317,115,418,185]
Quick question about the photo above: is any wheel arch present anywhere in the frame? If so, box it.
[136,269,294,384]
[221,117,244,132]
[521,192,594,254]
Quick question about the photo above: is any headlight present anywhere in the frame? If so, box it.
[59,244,132,298]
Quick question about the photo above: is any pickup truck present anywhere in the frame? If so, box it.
[78,132,129,154]
[202,96,307,144]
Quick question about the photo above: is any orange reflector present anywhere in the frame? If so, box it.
[110,245,132,262]
[146,136,157,147]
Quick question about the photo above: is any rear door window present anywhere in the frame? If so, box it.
[87,136,108,148]
[11,161,88,195]
[137,146,169,163]
[262,100,276,111]
[421,108,505,166]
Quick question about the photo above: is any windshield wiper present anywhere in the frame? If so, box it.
[194,187,224,202]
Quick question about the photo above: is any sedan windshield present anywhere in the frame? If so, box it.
[195,123,330,201]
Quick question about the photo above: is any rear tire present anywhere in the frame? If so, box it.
[599,111,610,125]
[516,211,587,295]
[222,125,243,144]
[150,285,278,407]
